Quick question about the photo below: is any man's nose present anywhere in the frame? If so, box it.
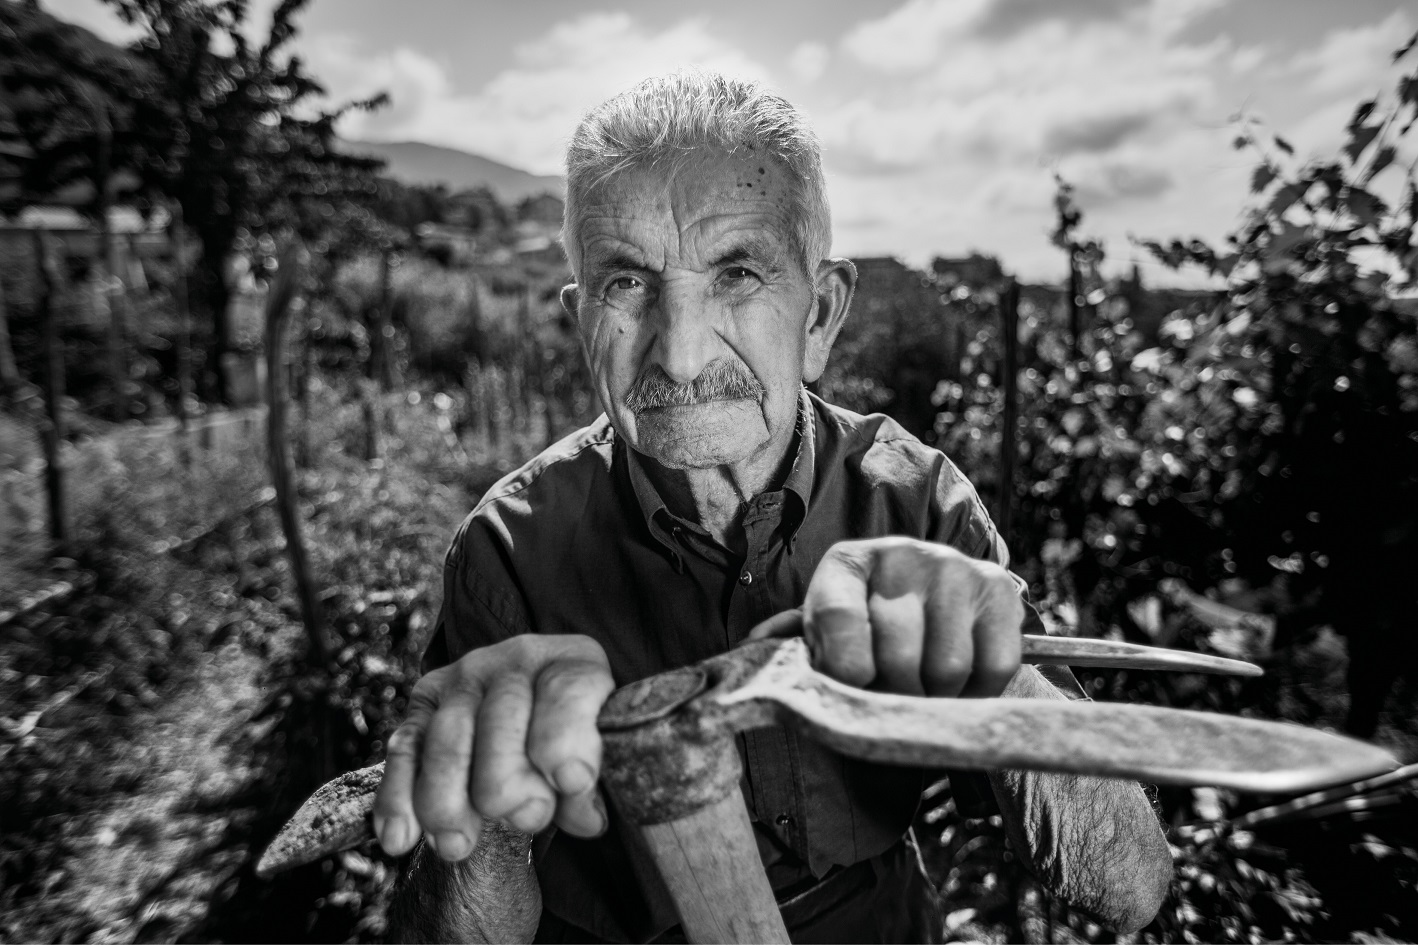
[648,283,718,385]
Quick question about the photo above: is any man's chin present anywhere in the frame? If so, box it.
[630,399,767,469]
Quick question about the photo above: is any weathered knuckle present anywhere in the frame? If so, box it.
[414,791,468,831]
[923,650,973,685]
[527,733,597,779]
[469,778,524,818]
[820,648,874,688]
[808,602,868,636]
[409,670,447,703]
[384,724,423,758]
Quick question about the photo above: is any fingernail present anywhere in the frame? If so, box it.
[432,830,471,859]
[554,760,595,795]
[591,791,609,836]
[509,798,552,833]
[376,814,413,852]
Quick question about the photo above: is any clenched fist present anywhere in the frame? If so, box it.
[754,537,1025,697]
[373,634,615,862]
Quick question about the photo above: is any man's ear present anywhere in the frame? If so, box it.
[560,283,580,319]
[802,258,856,383]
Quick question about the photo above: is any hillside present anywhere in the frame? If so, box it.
[339,139,563,203]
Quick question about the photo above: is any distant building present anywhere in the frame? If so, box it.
[0,204,169,321]
[415,222,479,266]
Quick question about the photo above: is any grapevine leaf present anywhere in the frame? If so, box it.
[1401,75,1418,106]
[1251,163,1277,194]
[1343,123,1381,163]
[1394,30,1418,63]
[1269,222,1312,257]
[1364,146,1396,183]
[1345,187,1388,227]
[1268,183,1305,219]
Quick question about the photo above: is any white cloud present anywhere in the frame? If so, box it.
[808,0,1295,280]
[841,0,994,73]
[1288,10,1414,94]
[788,42,830,82]
[323,12,773,175]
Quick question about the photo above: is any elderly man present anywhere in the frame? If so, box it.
[373,72,1173,943]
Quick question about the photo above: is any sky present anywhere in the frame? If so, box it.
[43,0,1418,285]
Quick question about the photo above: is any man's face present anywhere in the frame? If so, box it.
[565,149,841,471]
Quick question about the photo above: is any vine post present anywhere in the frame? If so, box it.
[33,230,68,554]
[169,201,194,465]
[264,240,329,663]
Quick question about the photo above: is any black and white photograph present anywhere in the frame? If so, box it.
[2,0,1416,941]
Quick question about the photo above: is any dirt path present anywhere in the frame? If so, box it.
[63,642,274,943]
[3,612,298,944]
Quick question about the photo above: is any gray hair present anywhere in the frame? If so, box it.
[562,71,831,281]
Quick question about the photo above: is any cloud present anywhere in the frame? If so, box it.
[840,0,994,73]
[1043,113,1154,156]
[973,0,1133,40]
[1073,162,1175,204]
[322,12,773,175]
[1288,10,1414,94]
[788,42,830,82]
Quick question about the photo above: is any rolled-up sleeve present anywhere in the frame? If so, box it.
[926,453,1172,932]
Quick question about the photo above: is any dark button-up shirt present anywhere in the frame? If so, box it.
[423,391,1054,942]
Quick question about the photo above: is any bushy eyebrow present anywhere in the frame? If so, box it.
[583,248,650,283]
[709,237,787,274]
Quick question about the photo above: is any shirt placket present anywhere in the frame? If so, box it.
[735,494,806,855]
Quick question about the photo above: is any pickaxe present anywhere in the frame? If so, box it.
[256,634,1397,943]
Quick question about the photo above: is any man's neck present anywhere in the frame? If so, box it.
[640,432,797,556]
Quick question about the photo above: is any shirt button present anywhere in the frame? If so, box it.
[739,571,753,586]
[775,813,792,827]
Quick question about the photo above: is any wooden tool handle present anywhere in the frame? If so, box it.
[630,789,791,944]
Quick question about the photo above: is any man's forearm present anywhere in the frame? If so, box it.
[987,664,1173,934]
[387,821,541,944]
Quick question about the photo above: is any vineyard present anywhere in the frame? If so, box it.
[4,2,1418,943]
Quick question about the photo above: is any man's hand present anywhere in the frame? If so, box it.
[754,537,1024,697]
[373,634,615,861]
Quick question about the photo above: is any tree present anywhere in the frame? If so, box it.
[107,0,387,399]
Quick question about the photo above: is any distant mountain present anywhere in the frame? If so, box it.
[339,140,563,204]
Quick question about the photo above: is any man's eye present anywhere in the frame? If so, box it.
[723,267,757,282]
[608,276,643,292]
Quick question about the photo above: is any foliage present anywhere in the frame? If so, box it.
[0,3,153,213]
[1134,36,1418,736]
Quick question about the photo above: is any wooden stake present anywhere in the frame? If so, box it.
[264,241,328,661]
[170,202,194,464]
[0,266,19,397]
[33,230,68,552]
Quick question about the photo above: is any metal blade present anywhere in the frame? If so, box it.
[255,763,382,877]
[722,640,1396,794]
[1022,634,1262,676]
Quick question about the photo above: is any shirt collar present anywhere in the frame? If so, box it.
[621,388,818,543]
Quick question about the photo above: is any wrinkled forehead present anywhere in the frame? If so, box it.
[574,149,803,271]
